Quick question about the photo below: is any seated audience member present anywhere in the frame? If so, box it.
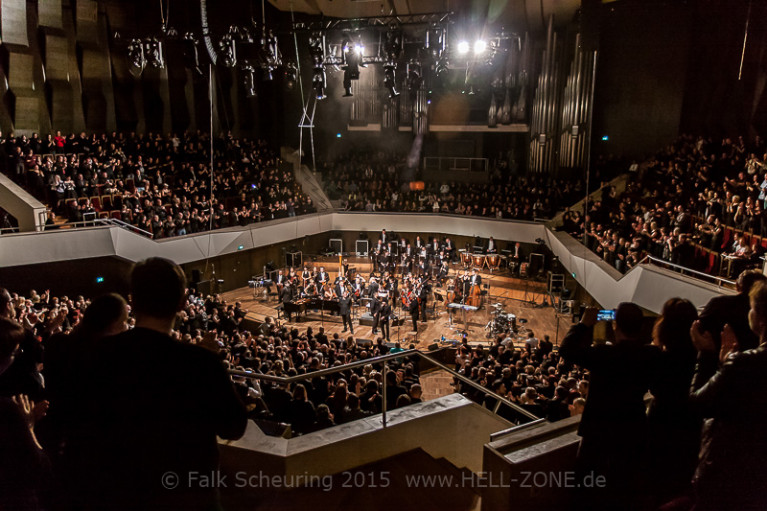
[77,258,247,511]
[560,303,659,511]
[689,280,767,511]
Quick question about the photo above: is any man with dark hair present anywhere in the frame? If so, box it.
[81,257,247,511]
[560,303,659,511]
[697,269,767,351]
[339,291,353,334]
[0,288,44,400]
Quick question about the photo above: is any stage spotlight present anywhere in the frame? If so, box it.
[384,64,399,98]
[144,37,164,68]
[457,40,470,54]
[183,33,203,75]
[407,61,422,98]
[219,34,237,67]
[127,39,146,74]
[312,68,326,100]
[354,43,364,55]
[284,62,298,90]
[242,65,257,97]
[474,39,487,55]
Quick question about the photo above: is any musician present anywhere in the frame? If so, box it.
[469,268,482,287]
[437,260,450,283]
[376,297,391,341]
[380,229,388,244]
[404,243,414,259]
[280,281,294,321]
[303,280,318,297]
[275,270,288,292]
[315,266,329,285]
[418,278,430,322]
[444,237,455,257]
[342,259,350,278]
[352,275,366,300]
[406,286,420,332]
[486,236,497,254]
[399,238,407,251]
[378,250,391,275]
[510,242,523,275]
[334,277,347,298]
[459,271,472,297]
[430,237,441,255]
[416,258,429,279]
[414,235,424,249]
[339,291,354,334]
[400,252,412,274]
[301,265,312,284]
[367,276,380,298]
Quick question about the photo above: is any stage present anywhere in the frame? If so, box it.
[220,257,570,351]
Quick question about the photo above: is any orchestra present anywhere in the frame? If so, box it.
[262,233,511,334]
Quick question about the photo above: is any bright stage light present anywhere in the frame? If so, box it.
[473,40,487,55]
[457,40,470,54]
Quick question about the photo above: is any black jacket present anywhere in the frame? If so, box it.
[559,323,659,438]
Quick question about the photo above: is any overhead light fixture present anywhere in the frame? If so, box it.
[284,62,298,90]
[242,65,256,97]
[474,39,487,55]
[384,64,399,98]
[143,37,165,68]
[457,40,470,55]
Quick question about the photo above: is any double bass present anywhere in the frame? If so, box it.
[466,276,482,308]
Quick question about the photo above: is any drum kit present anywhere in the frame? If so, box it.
[485,303,517,336]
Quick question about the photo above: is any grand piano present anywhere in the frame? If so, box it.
[282,298,341,321]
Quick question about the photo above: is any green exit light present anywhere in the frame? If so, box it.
[571,272,576,278]
[238,245,245,251]
[96,276,104,283]
[601,135,609,141]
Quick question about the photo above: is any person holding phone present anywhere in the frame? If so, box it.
[559,303,659,511]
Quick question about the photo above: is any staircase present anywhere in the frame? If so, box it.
[222,449,481,511]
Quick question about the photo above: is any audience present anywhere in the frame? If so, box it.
[564,134,767,275]
[0,131,315,238]
[323,150,585,220]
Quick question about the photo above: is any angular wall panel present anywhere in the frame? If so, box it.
[1,0,29,47]
[44,35,70,82]
[8,53,35,90]
[38,0,64,29]
[75,0,99,43]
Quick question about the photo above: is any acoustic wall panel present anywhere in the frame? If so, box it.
[38,0,64,29]
[1,0,29,47]
[44,35,70,82]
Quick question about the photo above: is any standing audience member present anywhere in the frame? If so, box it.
[560,303,659,511]
[78,258,247,511]
[689,280,767,510]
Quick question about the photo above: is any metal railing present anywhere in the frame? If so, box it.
[229,348,540,431]
[641,255,736,289]
[36,217,153,238]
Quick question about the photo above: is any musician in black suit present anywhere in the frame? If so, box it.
[380,229,388,244]
[375,297,391,340]
[486,236,497,254]
[444,237,455,258]
[437,260,449,284]
[367,277,380,297]
[416,259,429,279]
[414,236,424,249]
[408,293,420,332]
[418,280,430,322]
[339,291,354,334]
[370,293,381,334]
[315,267,329,284]
[280,282,294,321]
[430,237,441,255]
[469,269,482,287]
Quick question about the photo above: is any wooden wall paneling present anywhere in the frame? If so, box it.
[38,0,64,29]
[1,0,29,47]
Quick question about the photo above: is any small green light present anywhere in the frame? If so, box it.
[238,245,245,251]
[571,272,576,278]
[96,276,104,283]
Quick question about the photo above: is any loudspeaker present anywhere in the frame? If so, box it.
[428,343,439,351]
[356,338,373,347]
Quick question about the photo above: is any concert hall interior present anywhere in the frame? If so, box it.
[1,0,766,510]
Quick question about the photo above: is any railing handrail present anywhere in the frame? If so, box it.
[33,218,154,238]
[642,254,736,287]
[229,348,541,424]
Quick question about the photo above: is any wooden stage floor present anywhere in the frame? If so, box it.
[220,257,571,350]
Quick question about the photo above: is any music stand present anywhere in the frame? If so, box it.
[432,292,444,320]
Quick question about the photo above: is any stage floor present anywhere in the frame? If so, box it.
[220,257,570,350]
